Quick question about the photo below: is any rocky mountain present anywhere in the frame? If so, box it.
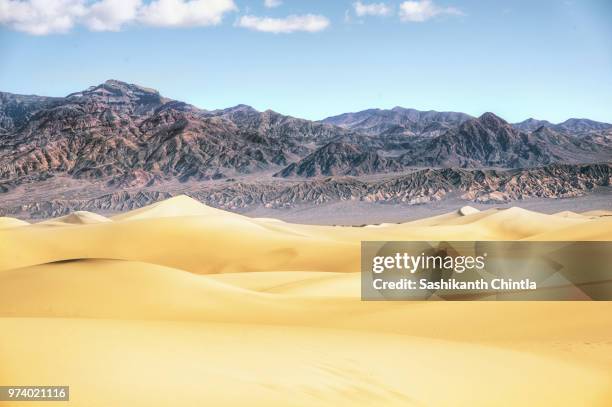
[554,118,612,133]
[0,92,61,134]
[324,106,612,138]
[512,118,553,133]
[405,112,611,168]
[0,80,611,219]
[513,117,612,134]
[2,163,609,219]
[278,112,611,177]
[0,80,350,189]
[207,104,351,157]
[276,141,401,177]
[321,107,472,137]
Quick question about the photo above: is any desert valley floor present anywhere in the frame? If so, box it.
[0,196,611,406]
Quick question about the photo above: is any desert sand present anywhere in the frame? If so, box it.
[1,196,611,406]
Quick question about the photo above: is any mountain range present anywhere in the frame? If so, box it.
[0,80,610,218]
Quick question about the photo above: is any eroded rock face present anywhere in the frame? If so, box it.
[0,80,351,186]
[277,113,612,178]
[3,81,609,186]
[403,113,610,168]
[14,190,174,218]
[0,92,62,133]
[2,163,609,219]
[275,141,402,177]
[0,80,611,219]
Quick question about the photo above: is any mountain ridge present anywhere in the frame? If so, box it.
[1,80,610,218]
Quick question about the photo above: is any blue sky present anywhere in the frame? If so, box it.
[0,0,611,123]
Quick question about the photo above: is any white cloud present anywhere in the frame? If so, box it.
[399,0,463,22]
[0,0,87,35]
[0,0,335,35]
[138,0,237,27]
[0,0,238,34]
[237,14,329,33]
[353,1,391,17]
[85,0,142,31]
[263,0,282,8]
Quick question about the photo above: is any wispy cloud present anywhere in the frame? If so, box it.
[0,0,238,34]
[353,1,392,17]
[236,14,329,33]
[399,0,463,22]
[263,0,282,8]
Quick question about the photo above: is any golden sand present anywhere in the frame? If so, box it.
[0,196,611,406]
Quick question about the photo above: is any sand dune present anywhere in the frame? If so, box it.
[0,217,29,230]
[111,195,234,221]
[525,218,612,241]
[1,196,611,406]
[2,203,603,273]
[2,317,611,407]
[1,258,611,341]
[39,211,112,226]
[458,205,480,216]
[553,210,586,219]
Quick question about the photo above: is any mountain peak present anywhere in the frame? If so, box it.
[101,79,160,95]
[559,118,607,126]
[512,118,553,132]
[478,112,506,123]
[62,80,167,116]
[67,80,161,99]
[476,112,509,130]
[555,118,612,132]
[104,79,129,86]
[217,104,258,115]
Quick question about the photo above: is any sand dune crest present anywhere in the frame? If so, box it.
[40,211,112,225]
[112,194,234,221]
